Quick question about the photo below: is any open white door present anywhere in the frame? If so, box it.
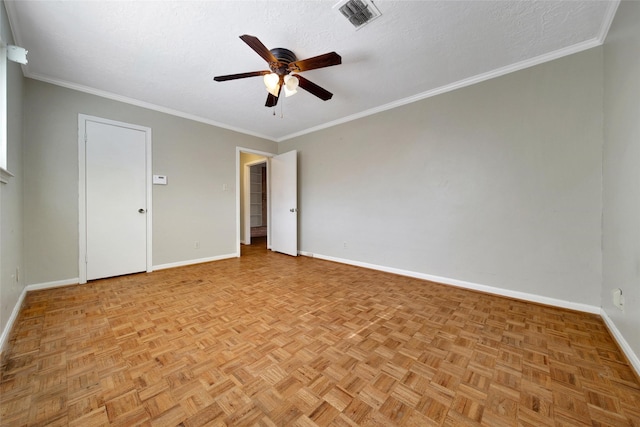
[270,150,297,256]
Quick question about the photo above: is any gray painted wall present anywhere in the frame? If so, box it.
[279,48,604,307]
[603,1,640,359]
[23,79,276,285]
[0,1,24,344]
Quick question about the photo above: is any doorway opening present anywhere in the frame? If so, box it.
[237,148,273,256]
[248,162,268,247]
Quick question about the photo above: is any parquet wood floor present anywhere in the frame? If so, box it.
[1,239,639,426]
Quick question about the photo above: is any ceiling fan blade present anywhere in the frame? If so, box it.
[288,52,341,72]
[240,34,278,64]
[265,92,279,108]
[214,70,270,82]
[296,75,333,101]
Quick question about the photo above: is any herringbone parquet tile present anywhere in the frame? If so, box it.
[1,239,639,426]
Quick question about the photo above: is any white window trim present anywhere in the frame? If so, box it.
[0,38,9,182]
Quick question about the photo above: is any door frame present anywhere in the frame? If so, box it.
[236,147,274,256]
[78,114,153,284]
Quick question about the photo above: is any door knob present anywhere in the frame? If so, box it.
[138,208,146,213]
[290,208,297,212]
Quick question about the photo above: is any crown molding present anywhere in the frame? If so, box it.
[26,72,276,141]
[277,36,606,142]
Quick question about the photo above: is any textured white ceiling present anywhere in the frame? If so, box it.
[5,0,618,141]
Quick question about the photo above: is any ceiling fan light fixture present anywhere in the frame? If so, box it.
[266,85,280,97]
[263,73,280,96]
[284,74,299,97]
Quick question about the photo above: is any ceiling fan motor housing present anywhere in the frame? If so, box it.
[270,48,297,74]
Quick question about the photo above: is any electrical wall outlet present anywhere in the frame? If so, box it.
[612,288,625,311]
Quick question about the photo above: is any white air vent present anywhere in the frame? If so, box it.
[334,0,381,30]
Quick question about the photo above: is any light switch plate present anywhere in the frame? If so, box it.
[153,175,167,185]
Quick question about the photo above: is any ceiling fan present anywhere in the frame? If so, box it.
[214,35,342,107]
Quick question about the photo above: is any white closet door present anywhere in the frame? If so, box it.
[85,120,148,280]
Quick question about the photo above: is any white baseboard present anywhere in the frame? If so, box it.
[26,277,79,292]
[600,309,640,377]
[303,252,601,314]
[2,278,81,354]
[153,253,237,271]
[0,287,27,356]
